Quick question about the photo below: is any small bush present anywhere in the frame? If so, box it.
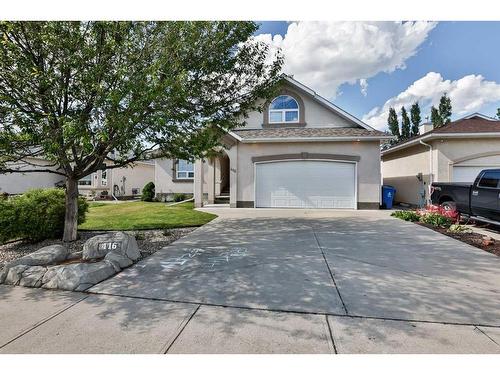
[419,213,453,228]
[0,188,89,243]
[173,193,187,202]
[141,182,155,202]
[391,210,420,222]
[448,224,472,233]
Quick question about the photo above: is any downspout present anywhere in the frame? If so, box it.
[110,168,118,201]
[419,139,433,204]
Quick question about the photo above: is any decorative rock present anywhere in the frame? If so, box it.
[0,245,68,284]
[82,232,140,262]
[4,265,29,285]
[10,245,68,267]
[18,266,47,288]
[66,251,83,261]
[104,252,133,271]
[42,262,116,291]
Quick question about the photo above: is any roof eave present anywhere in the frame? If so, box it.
[238,135,393,144]
[381,132,500,155]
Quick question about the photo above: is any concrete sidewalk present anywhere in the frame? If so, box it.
[0,285,499,353]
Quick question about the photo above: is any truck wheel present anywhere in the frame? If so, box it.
[441,201,456,211]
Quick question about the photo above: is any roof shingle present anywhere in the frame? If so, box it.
[232,127,387,140]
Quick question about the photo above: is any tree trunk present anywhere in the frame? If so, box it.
[63,177,79,242]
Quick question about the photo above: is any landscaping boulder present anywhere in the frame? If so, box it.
[18,266,47,288]
[104,251,133,271]
[3,265,29,285]
[42,261,117,291]
[0,244,68,284]
[83,232,140,263]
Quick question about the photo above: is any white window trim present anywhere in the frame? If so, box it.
[176,160,195,180]
[269,96,300,124]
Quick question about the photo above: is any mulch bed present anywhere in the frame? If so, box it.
[417,222,500,257]
[0,228,196,271]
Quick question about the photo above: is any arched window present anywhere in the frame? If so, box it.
[269,95,299,123]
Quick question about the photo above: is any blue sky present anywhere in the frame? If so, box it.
[255,21,500,129]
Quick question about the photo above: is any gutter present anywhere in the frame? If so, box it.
[382,132,500,156]
[419,139,433,204]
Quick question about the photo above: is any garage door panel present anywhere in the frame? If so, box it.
[453,166,500,183]
[255,160,356,209]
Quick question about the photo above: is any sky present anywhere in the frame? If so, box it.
[255,21,500,130]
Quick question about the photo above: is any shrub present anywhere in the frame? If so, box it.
[0,188,89,243]
[173,193,186,202]
[419,212,453,228]
[448,224,472,233]
[391,210,420,222]
[141,182,155,202]
[417,204,459,221]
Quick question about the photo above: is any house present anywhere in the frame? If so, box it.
[0,158,155,199]
[0,157,65,195]
[381,113,500,206]
[78,161,155,199]
[155,75,391,208]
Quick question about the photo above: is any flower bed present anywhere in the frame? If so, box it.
[391,205,500,257]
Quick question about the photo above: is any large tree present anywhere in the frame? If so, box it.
[0,21,282,241]
[400,106,411,140]
[410,102,421,137]
[430,106,442,128]
[438,93,452,125]
[387,107,400,141]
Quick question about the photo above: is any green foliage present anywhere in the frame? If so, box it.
[400,106,411,140]
[496,108,500,119]
[430,106,442,128]
[431,94,452,128]
[391,210,420,222]
[419,213,453,228]
[387,107,400,141]
[0,188,88,243]
[410,102,421,137]
[141,182,155,202]
[173,193,187,202]
[439,93,452,124]
[448,224,472,233]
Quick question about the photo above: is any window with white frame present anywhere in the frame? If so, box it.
[101,169,108,186]
[176,159,194,179]
[78,174,93,186]
[269,95,299,123]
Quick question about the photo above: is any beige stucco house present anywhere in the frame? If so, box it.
[381,113,500,206]
[0,158,155,199]
[156,76,391,209]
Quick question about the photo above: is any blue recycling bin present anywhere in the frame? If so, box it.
[382,185,396,209]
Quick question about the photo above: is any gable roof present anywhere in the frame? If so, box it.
[382,114,500,155]
[231,127,391,143]
[281,75,375,131]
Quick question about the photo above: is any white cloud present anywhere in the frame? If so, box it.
[359,79,368,97]
[362,72,500,130]
[255,21,436,98]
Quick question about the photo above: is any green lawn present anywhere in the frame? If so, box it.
[79,201,217,231]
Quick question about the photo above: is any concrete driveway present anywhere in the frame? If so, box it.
[1,209,500,353]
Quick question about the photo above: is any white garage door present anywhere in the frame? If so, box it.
[255,160,356,208]
[452,166,494,183]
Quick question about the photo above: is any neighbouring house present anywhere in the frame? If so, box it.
[78,161,155,199]
[155,75,391,208]
[0,157,65,195]
[381,113,500,206]
[0,157,155,199]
